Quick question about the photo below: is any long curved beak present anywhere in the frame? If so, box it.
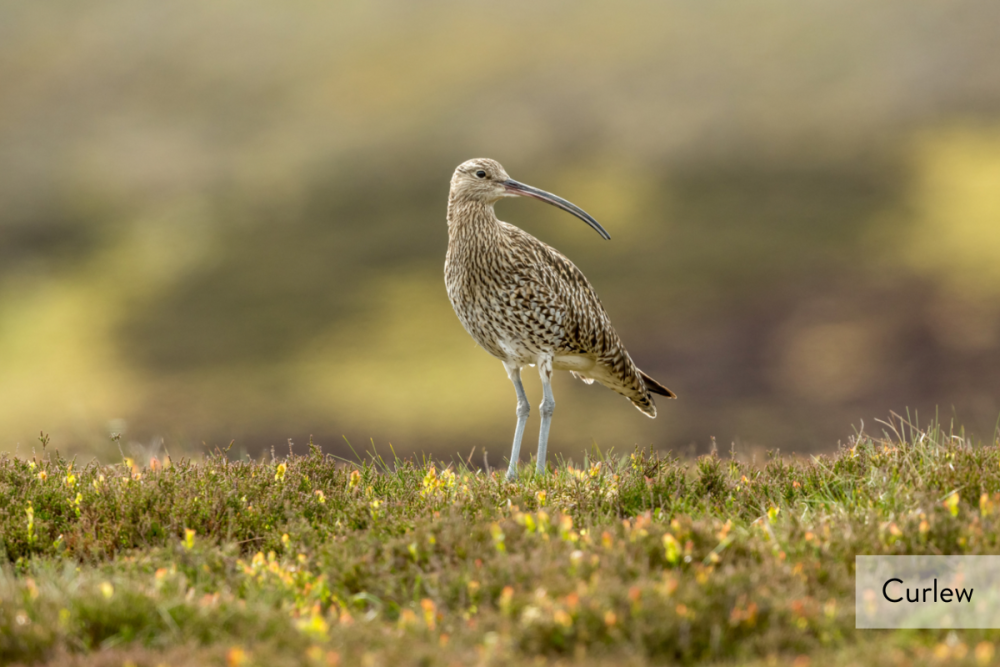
[502,179,611,240]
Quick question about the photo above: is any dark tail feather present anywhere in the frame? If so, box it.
[640,370,677,399]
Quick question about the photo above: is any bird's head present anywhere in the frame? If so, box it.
[450,158,610,240]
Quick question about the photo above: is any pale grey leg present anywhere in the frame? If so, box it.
[504,362,529,481]
[536,356,555,475]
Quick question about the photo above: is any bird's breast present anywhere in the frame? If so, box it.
[445,251,569,364]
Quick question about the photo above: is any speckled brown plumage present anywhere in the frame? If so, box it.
[444,158,674,478]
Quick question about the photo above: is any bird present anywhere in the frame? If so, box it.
[444,158,676,481]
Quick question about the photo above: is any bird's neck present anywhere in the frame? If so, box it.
[446,198,502,244]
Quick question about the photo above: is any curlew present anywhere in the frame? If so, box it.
[445,158,676,480]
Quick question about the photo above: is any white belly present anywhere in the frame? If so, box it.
[496,338,538,366]
[552,354,596,372]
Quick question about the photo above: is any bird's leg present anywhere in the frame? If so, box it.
[536,356,555,475]
[504,362,530,481]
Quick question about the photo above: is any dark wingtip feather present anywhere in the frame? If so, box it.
[640,370,677,399]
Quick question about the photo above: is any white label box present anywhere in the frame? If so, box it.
[856,556,1000,628]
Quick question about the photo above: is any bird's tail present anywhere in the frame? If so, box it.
[640,371,676,399]
[625,371,676,419]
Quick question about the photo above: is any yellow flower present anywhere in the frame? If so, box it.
[25,503,35,544]
[420,598,437,630]
[490,523,505,552]
[499,586,514,615]
[100,582,114,599]
[226,647,249,667]
[981,493,994,517]
[944,492,960,517]
[975,642,995,665]
[663,533,681,565]
[295,610,329,640]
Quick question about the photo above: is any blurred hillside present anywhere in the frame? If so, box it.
[2,1,1000,462]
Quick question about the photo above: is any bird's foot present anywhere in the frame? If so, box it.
[505,467,518,482]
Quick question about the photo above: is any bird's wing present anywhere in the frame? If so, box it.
[502,224,656,412]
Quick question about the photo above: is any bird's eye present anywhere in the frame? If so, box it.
[475,170,487,179]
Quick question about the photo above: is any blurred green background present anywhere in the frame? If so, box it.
[3,1,1000,463]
